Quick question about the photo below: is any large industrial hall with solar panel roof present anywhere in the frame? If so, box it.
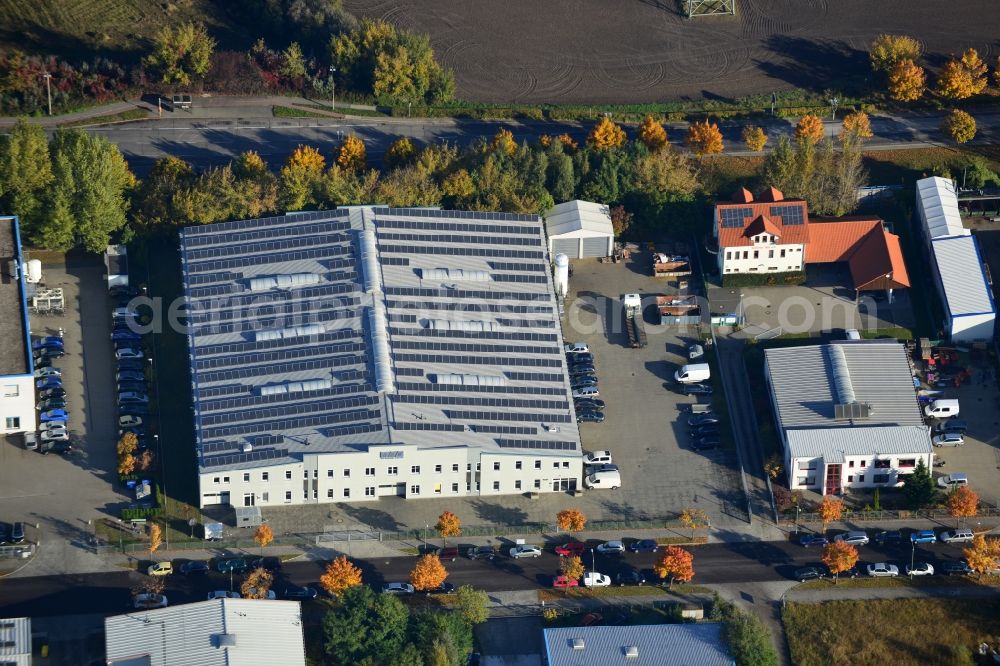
[179,206,583,509]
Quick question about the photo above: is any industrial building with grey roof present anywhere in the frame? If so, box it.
[543,624,734,666]
[180,207,583,508]
[764,340,932,496]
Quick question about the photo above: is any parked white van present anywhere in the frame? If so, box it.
[674,363,710,384]
[924,399,959,419]
[584,469,621,489]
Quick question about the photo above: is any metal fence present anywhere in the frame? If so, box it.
[783,505,1000,526]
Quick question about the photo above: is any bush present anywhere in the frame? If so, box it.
[722,271,807,287]
[121,507,163,521]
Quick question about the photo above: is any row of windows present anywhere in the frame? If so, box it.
[797,458,917,472]
[795,472,910,486]
[211,458,575,485]
[725,248,793,261]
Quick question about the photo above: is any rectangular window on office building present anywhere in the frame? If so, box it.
[365,467,375,476]
[262,472,269,481]
[285,470,292,480]
[344,488,350,498]
[6,417,20,429]
[435,465,442,473]
[493,481,500,491]
[243,473,250,482]
[261,492,269,502]
[453,464,460,472]
[284,491,292,502]
[410,485,420,495]
[493,462,500,471]
[327,489,334,498]
[411,465,420,474]
[452,483,459,492]
[365,487,375,497]
[515,461,522,470]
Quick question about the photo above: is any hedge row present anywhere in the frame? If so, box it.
[121,507,163,521]
[722,271,807,288]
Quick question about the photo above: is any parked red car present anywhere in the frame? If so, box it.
[555,542,585,557]
[552,575,579,588]
[439,547,459,562]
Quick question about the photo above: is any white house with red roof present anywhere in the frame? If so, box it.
[713,187,910,293]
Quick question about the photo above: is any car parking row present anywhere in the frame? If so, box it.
[566,342,605,423]
[31,333,72,455]
[110,287,151,455]
[798,526,977,548]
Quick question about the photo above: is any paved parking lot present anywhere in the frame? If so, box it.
[1,258,125,576]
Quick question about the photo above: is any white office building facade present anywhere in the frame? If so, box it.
[181,208,585,509]
[0,216,36,436]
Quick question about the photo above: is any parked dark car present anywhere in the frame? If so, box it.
[941,560,974,576]
[828,565,860,579]
[439,546,459,562]
[874,530,903,545]
[466,546,496,561]
[688,424,720,437]
[426,582,456,595]
[11,522,24,544]
[687,414,720,427]
[692,436,721,451]
[39,387,66,400]
[251,556,282,572]
[799,535,829,548]
[215,558,248,573]
[574,398,606,410]
[629,539,659,553]
[568,365,596,377]
[793,566,824,582]
[180,561,210,575]
[567,353,593,365]
[40,441,73,455]
[0,523,8,544]
[682,383,713,396]
[283,586,318,600]
[614,569,647,586]
[577,411,606,423]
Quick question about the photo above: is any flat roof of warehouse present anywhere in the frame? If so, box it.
[0,217,30,377]
[179,207,581,473]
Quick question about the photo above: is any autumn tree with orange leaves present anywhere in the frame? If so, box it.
[490,128,517,155]
[148,523,162,556]
[742,125,767,152]
[686,120,723,156]
[937,49,988,100]
[410,554,448,591]
[963,533,1000,576]
[254,524,273,555]
[869,34,922,73]
[638,115,668,152]
[556,509,586,533]
[947,485,979,524]
[435,511,461,545]
[559,555,585,581]
[319,555,363,597]
[240,567,274,599]
[587,116,627,151]
[840,111,873,142]
[280,144,325,209]
[336,135,367,171]
[821,541,859,583]
[818,496,844,532]
[887,59,926,102]
[653,546,694,588]
[795,115,824,144]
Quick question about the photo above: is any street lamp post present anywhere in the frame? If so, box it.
[42,73,52,116]
[590,548,596,572]
[829,96,840,121]
[910,541,915,576]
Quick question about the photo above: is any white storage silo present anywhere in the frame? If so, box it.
[553,253,569,297]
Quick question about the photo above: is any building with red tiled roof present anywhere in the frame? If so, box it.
[713,188,910,291]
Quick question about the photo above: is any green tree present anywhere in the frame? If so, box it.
[869,34,922,72]
[961,156,1000,188]
[320,165,379,207]
[903,459,937,509]
[453,585,489,625]
[131,156,195,230]
[391,644,426,666]
[942,109,977,144]
[280,42,307,79]
[0,119,53,239]
[544,142,576,203]
[144,21,216,86]
[280,144,326,210]
[411,611,471,664]
[375,165,442,207]
[45,130,134,252]
[385,137,418,169]
[323,585,410,665]
[722,604,778,666]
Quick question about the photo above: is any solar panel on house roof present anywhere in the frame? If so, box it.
[770,205,804,225]
[721,207,753,228]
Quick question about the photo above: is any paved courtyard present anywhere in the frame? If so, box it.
[1,258,125,577]
[709,264,915,339]
[259,254,745,537]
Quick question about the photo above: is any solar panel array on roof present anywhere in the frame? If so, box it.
[770,205,804,225]
[178,206,581,474]
[720,207,753,228]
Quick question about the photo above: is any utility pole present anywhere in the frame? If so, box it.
[42,73,52,116]
[829,96,840,121]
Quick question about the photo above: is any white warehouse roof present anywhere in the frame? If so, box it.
[931,235,995,317]
[105,599,305,666]
[544,200,613,237]
[787,425,933,461]
[916,177,967,240]
[544,624,732,666]
[765,341,924,430]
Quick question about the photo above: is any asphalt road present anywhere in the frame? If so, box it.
[0,537,976,618]
[83,109,1000,177]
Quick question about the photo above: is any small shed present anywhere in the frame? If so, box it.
[544,200,614,259]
